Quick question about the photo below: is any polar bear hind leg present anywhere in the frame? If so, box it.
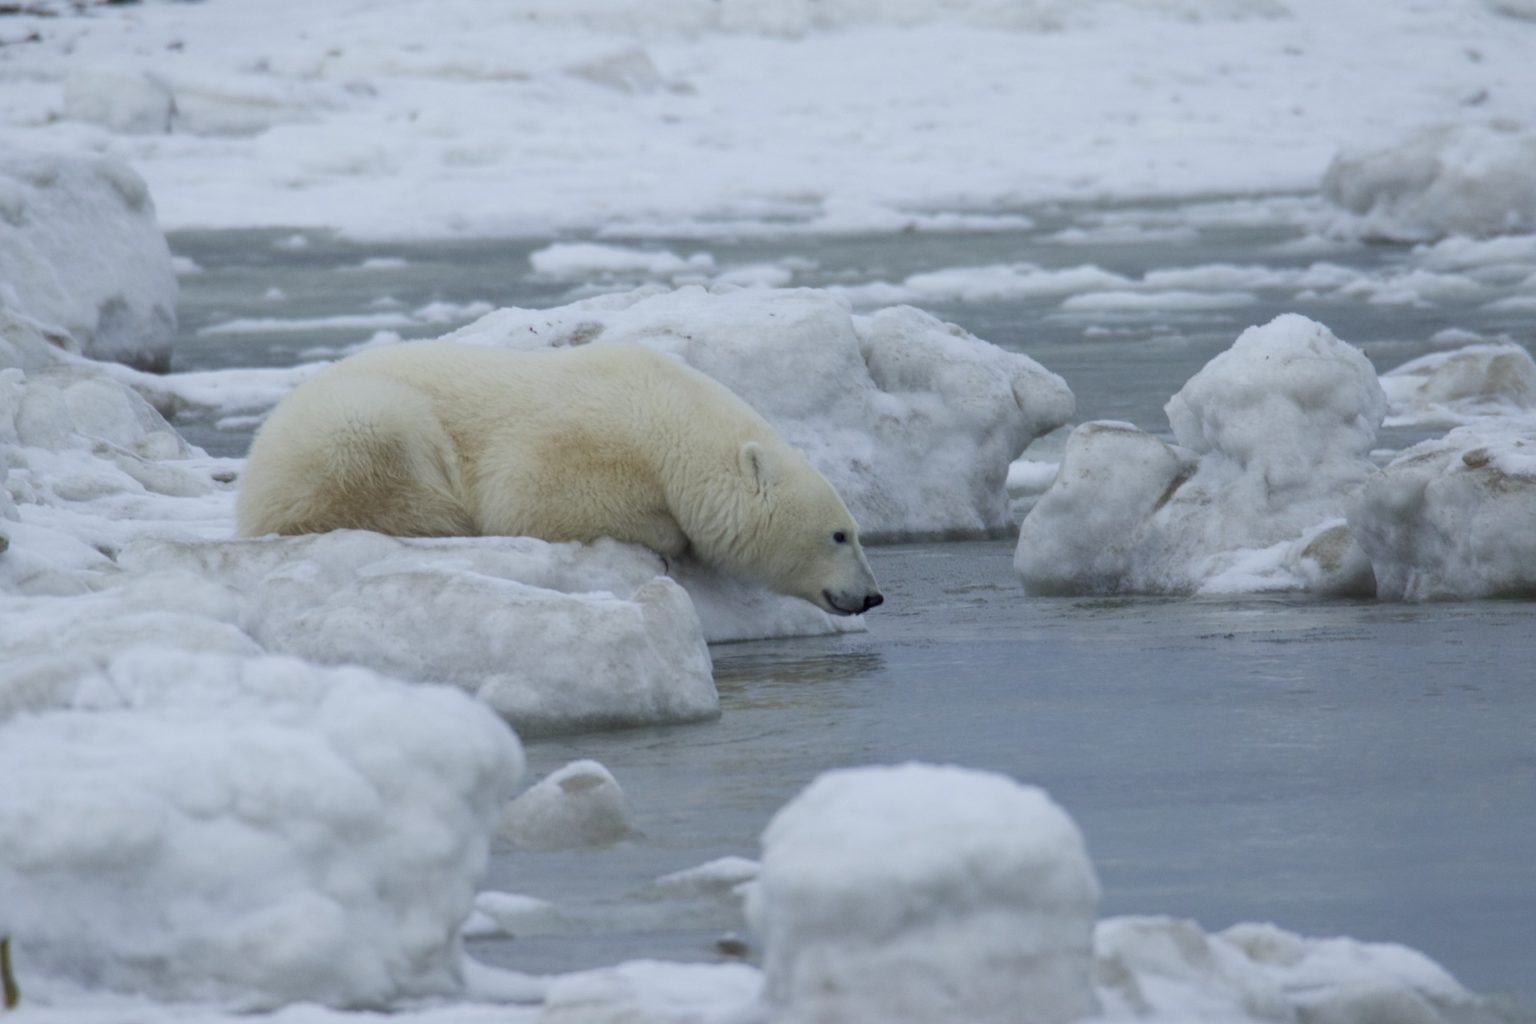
[237,375,475,538]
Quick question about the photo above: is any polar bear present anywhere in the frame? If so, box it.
[236,340,884,616]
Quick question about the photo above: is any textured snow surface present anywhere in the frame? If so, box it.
[0,650,523,1008]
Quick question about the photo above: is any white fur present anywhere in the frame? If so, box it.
[236,340,882,615]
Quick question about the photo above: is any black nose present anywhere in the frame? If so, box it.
[862,592,884,612]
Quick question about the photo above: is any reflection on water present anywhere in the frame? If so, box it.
[713,649,887,691]
[169,204,1536,1011]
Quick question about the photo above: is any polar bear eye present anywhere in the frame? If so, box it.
[833,530,847,544]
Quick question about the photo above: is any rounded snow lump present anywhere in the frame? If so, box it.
[747,762,1100,1024]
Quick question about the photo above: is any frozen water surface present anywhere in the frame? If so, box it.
[165,200,1536,1013]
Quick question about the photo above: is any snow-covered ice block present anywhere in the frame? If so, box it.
[747,763,1100,1024]
[1017,315,1383,596]
[1380,342,1536,427]
[118,532,719,736]
[0,649,523,1008]
[0,149,177,371]
[1014,420,1197,595]
[1322,123,1536,241]
[448,286,1074,540]
[12,363,196,462]
[1096,916,1496,1024]
[647,856,761,901]
[500,759,636,851]
[1352,423,1536,600]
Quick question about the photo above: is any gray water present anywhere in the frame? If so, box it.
[167,198,1536,1009]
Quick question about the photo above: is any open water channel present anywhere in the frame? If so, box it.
[167,196,1536,1011]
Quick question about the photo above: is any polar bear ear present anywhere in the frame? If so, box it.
[739,441,777,496]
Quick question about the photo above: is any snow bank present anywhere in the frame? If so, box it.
[1017,315,1384,596]
[0,649,522,1008]
[1322,123,1536,241]
[0,149,176,371]
[1352,423,1536,600]
[449,286,1074,540]
[1379,341,1536,427]
[499,760,637,851]
[746,763,1101,1024]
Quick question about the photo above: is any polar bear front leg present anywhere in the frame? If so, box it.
[626,510,691,569]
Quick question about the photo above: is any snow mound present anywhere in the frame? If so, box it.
[1322,123,1536,241]
[119,533,719,737]
[746,763,1100,1024]
[1352,422,1536,600]
[0,649,522,1008]
[1017,315,1383,596]
[1380,342,1536,427]
[0,149,176,371]
[500,760,637,851]
[449,286,1074,540]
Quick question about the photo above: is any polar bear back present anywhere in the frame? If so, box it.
[237,340,763,551]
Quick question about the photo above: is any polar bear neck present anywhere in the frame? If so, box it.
[641,360,789,576]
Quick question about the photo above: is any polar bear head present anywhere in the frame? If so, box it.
[730,441,884,616]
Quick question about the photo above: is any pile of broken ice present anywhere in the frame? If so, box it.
[1016,315,1536,601]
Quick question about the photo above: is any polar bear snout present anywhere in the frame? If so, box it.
[822,588,885,616]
